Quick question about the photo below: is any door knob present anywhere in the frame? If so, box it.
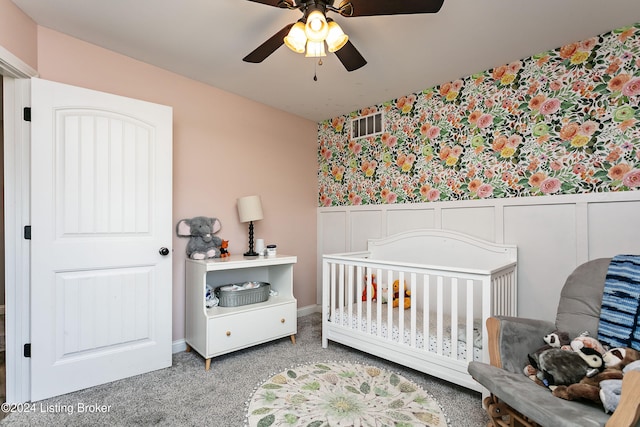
[159,247,170,256]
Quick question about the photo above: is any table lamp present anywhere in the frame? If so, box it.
[237,195,264,257]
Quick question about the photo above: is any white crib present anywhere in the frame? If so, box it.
[322,229,517,392]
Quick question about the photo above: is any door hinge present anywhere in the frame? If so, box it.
[24,225,31,240]
[23,107,31,122]
[24,343,31,358]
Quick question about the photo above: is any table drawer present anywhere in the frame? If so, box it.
[207,302,296,356]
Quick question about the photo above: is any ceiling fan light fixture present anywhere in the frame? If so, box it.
[326,20,348,53]
[305,40,326,58]
[284,21,307,53]
[304,8,329,42]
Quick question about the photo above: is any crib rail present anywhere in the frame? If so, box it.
[322,253,517,365]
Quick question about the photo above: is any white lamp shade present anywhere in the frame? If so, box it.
[237,195,264,223]
[284,21,307,53]
[326,21,348,52]
[305,40,326,57]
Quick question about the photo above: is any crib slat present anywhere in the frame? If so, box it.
[466,279,474,363]
[385,269,392,341]
[397,272,405,345]
[356,265,363,331]
[499,274,505,315]
[410,273,417,347]
[347,264,353,323]
[338,263,345,318]
[437,275,443,355]
[330,263,336,323]
[482,276,492,362]
[423,274,430,351]
[451,278,458,360]
[366,268,373,334]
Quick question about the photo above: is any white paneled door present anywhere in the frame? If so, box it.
[30,78,173,401]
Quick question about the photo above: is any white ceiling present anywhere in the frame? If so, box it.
[11,0,640,122]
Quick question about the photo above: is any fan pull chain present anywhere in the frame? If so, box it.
[313,58,323,82]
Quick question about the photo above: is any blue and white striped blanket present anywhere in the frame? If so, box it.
[597,255,640,351]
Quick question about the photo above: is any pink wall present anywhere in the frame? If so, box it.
[0,0,37,69]
[35,27,318,341]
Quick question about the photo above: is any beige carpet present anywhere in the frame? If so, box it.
[1,313,487,426]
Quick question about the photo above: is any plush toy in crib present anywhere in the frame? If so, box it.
[361,275,390,303]
[176,216,223,259]
[392,279,411,309]
[362,274,378,302]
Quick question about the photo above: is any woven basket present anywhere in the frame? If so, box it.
[214,281,270,307]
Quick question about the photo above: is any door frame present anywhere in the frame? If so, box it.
[1,44,38,403]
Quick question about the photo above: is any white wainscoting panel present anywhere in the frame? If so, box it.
[441,206,496,242]
[317,191,640,324]
[386,209,436,235]
[350,210,383,251]
[503,203,577,321]
[588,201,640,259]
[319,210,348,255]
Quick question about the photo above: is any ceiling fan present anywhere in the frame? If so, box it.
[243,0,445,72]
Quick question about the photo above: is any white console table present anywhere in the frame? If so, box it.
[184,254,297,370]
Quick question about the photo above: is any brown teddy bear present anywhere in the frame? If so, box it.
[552,347,640,403]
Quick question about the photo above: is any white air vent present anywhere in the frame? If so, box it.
[351,111,384,140]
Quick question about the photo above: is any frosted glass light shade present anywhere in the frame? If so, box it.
[305,9,328,42]
[237,195,264,223]
[326,21,348,52]
[305,40,326,57]
[284,21,307,53]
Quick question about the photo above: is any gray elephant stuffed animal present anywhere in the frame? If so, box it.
[176,216,223,259]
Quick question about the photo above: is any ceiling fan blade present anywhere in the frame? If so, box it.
[244,0,295,8]
[337,0,444,17]
[334,40,367,72]
[243,23,295,63]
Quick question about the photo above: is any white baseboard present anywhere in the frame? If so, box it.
[296,304,321,316]
[172,304,322,354]
[172,339,188,354]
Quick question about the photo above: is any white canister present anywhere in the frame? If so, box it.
[255,239,265,256]
[266,244,277,257]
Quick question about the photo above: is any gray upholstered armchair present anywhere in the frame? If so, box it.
[468,258,640,427]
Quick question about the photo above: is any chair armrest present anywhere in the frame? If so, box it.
[606,370,640,427]
[487,316,555,374]
[468,361,611,427]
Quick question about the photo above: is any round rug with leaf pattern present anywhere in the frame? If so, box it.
[246,362,449,427]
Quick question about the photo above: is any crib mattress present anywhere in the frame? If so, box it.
[330,303,482,361]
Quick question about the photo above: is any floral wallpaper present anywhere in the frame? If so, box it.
[318,23,640,207]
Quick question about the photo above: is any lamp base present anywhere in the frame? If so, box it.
[244,220,259,258]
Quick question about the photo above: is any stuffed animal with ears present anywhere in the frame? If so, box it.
[362,275,390,303]
[219,240,230,258]
[551,347,638,404]
[362,274,378,302]
[534,345,605,389]
[176,216,223,259]
[602,347,640,369]
[600,359,640,413]
[524,330,571,377]
[569,331,606,354]
[392,279,411,309]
